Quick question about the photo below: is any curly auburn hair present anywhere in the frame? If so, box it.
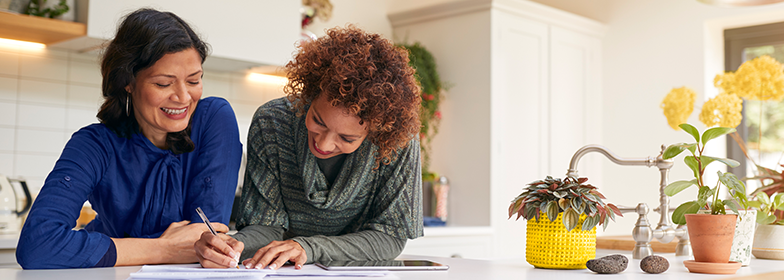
[285,25,421,166]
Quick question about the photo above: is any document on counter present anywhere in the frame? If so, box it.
[129,264,270,279]
[128,263,393,279]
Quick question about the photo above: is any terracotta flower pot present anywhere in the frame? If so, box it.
[685,214,738,263]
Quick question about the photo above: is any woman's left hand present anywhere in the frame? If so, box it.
[242,240,307,270]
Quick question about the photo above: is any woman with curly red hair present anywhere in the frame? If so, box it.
[195,26,424,269]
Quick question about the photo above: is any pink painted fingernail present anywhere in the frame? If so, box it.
[255,264,262,270]
[269,263,277,270]
[230,261,238,268]
[296,264,302,269]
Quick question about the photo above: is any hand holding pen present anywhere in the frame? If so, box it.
[194,207,245,269]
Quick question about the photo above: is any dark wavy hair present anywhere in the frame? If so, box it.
[97,8,210,154]
[285,25,421,166]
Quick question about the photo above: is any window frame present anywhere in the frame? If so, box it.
[724,21,784,178]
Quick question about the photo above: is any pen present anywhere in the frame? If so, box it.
[195,207,239,268]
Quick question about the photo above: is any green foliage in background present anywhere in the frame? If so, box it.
[25,0,69,19]
[397,42,446,182]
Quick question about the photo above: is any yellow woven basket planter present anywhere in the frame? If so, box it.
[526,212,596,269]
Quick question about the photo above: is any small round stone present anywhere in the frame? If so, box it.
[586,254,628,274]
[640,255,669,274]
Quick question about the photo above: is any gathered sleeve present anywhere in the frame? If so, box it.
[233,103,293,256]
[16,127,114,269]
[184,98,243,224]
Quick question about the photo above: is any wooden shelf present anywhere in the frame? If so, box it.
[0,11,85,45]
[596,235,678,253]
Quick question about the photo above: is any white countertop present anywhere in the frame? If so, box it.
[0,234,18,250]
[0,250,781,279]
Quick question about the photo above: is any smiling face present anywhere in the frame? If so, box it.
[126,48,203,149]
[305,95,369,159]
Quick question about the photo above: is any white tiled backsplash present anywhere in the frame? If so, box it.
[0,45,286,196]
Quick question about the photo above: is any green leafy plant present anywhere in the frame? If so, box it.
[663,123,751,225]
[25,0,69,19]
[749,192,784,225]
[397,42,445,182]
[508,176,622,232]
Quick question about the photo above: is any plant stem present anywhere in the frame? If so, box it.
[713,179,721,214]
[759,100,763,164]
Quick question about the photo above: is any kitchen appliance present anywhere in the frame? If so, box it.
[0,174,32,235]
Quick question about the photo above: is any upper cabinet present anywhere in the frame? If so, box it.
[53,0,301,72]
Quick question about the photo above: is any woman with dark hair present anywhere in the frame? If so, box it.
[16,8,242,269]
[195,25,423,270]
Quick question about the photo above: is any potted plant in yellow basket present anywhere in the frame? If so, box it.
[508,176,622,269]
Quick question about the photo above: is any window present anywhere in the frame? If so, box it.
[724,22,784,190]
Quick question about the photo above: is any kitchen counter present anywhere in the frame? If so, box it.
[0,234,18,268]
[0,250,782,279]
[0,234,18,250]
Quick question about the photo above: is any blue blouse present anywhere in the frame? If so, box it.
[16,97,242,269]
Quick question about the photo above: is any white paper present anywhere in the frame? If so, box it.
[127,264,393,279]
[129,264,269,279]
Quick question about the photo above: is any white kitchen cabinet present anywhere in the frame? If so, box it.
[389,0,604,259]
[53,0,300,72]
[401,227,493,259]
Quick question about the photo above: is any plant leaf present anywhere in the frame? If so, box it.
[608,204,623,217]
[724,199,739,216]
[758,210,777,224]
[697,186,714,206]
[679,123,700,143]
[718,171,748,208]
[582,214,601,231]
[663,143,695,159]
[546,201,559,222]
[684,156,701,179]
[757,192,771,205]
[672,201,701,225]
[525,204,538,222]
[558,198,569,210]
[703,156,740,168]
[664,179,698,196]
[563,207,579,232]
[702,127,736,145]
[605,205,617,222]
[571,197,585,213]
[712,200,726,215]
[774,193,784,209]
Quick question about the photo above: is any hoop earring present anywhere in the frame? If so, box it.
[126,96,130,117]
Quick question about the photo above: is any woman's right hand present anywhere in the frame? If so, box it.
[195,231,245,268]
[157,220,230,264]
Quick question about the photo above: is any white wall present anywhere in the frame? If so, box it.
[528,0,784,236]
[305,0,394,40]
[0,45,285,197]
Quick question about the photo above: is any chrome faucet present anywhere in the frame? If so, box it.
[566,144,691,259]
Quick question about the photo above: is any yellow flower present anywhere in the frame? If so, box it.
[661,87,696,130]
[714,72,737,96]
[699,93,743,128]
[729,56,784,101]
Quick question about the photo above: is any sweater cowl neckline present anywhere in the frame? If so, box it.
[295,116,376,209]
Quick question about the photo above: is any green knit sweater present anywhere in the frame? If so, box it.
[233,98,424,263]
